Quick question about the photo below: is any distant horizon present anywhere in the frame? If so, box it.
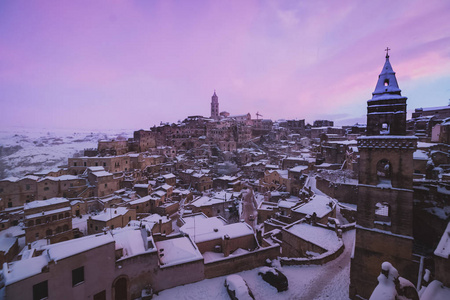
[1,1,450,130]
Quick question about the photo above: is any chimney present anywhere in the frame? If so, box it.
[222,234,231,257]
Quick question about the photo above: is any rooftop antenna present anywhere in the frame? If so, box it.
[256,112,263,120]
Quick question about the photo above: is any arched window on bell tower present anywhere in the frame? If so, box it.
[376,159,391,185]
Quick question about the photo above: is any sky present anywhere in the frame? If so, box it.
[1,0,450,130]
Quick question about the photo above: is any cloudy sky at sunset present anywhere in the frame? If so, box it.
[1,0,450,130]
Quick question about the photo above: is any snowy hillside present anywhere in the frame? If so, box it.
[0,128,132,179]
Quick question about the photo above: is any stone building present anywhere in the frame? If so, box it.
[349,51,418,299]
[0,175,39,208]
[210,90,219,120]
[24,198,74,244]
[87,207,136,234]
[97,139,129,156]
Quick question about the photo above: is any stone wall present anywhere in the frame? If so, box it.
[315,176,359,205]
[204,245,280,278]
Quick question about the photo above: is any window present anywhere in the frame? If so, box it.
[103,162,106,167]
[72,266,84,286]
[93,290,106,300]
[95,226,98,231]
[377,159,392,184]
[33,280,48,300]
[111,225,114,229]
[0,188,3,193]
[104,183,108,187]
[74,162,77,167]
[384,79,389,86]
[36,219,41,225]
[95,162,98,166]
[84,162,87,166]
[8,202,12,208]
[90,224,93,228]
[26,184,31,190]
[44,187,49,191]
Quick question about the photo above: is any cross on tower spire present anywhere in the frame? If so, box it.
[385,47,391,58]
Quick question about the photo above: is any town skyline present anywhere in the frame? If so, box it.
[1,0,450,130]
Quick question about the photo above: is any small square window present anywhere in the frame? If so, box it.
[33,280,48,300]
[72,266,84,286]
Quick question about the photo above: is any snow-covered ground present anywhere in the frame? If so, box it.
[153,230,355,300]
[0,128,132,179]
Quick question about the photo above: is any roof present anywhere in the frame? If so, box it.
[180,217,254,243]
[285,222,341,252]
[156,236,203,267]
[112,227,147,257]
[91,171,113,177]
[372,54,402,97]
[3,233,114,285]
[24,198,69,210]
[434,221,450,259]
[292,195,334,218]
[91,207,130,222]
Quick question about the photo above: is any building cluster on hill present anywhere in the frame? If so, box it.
[0,52,449,300]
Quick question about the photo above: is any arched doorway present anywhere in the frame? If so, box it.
[112,277,128,300]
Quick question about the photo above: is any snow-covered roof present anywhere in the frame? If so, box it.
[278,200,298,209]
[180,217,254,244]
[434,221,450,259]
[0,236,17,252]
[91,207,130,222]
[156,236,203,267]
[289,166,308,173]
[285,222,341,252]
[91,171,113,177]
[4,233,115,285]
[162,173,176,179]
[38,175,79,182]
[144,214,171,224]
[24,197,69,210]
[87,166,105,172]
[190,195,233,207]
[112,227,147,257]
[128,195,152,205]
[413,150,428,160]
[292,195,334,218]
[158,184,173,191]
[25,207,71,219]
[134,183,149,189]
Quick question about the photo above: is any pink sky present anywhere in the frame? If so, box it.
[1,0,450,130]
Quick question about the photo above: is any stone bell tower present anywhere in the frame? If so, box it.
[210,90,219,120]
[349,49,418,299]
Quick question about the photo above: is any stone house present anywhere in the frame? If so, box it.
[260,169,291,193]
[0,175,39,208]
[127,196,152,214]
[291,195,336,224]
[87,207,136,235]
[87,171,120,198]
[24,198,74,244]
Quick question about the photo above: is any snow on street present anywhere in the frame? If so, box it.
[153,230,355,300]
